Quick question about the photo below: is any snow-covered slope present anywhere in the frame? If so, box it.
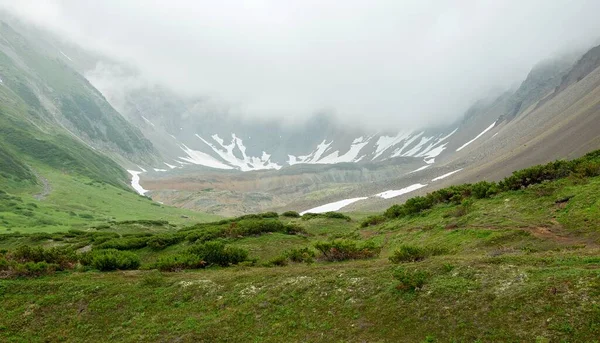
[166,127,460,172]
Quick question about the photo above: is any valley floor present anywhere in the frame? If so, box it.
[1,171,600,342]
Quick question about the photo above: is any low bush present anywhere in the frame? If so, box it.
[147,233,185,250]
[187,241,249,267]
[185,227,222,243]
[281,211,300,218]
[471,181,499,199]
[360,215,386,228]
[389,245,449,263]
[393,267,429,292]
[96,237,148,250]
[11,245,77,270]
[283,223,307,235]
[302,212,351,221]
[152,254,206,271]
[264,255,288,267]
[285,247,315,264]
[82,249,140,271]
[314,240,380,262]
[28,232,53,241]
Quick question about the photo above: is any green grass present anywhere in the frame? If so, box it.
[0,166,220,235]
[1,161,600,341]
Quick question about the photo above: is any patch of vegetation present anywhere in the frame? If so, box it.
[384,150,600,219]
[281,210,300,218]
[314,240,381,261]
[302,211,352,221]
[81,249,141,271]
[389,245,449,263]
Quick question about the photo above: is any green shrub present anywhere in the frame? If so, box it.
[147,233,185,250]
[152,254,206,271]
[12,261,57,277]
[225,219,286,237]
[360,215,386,227]
[302,212,351,221]
[285,247,315,264]
[185,227,222,243]
[314,240,380,262]
[83,249,140,271]
[393,267,429,292]
[96,237,148,250]
[471,181,499,199]
[28,232,53,241]
[187,241,249,267]
[0,256,9,270]
[281,210,300,218]
[265,255,288,267]
[389,245,449,263]
[283,223,307,235]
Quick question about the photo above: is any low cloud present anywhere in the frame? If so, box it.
[2,0,600,130]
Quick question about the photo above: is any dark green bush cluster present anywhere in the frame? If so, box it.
[389,245,449,263]
[80,249,140,271]
[0,245,78,277]
[184,218,304,244]
[147,233,186,250]
[314,240,380,262]
[225,219,285,237]
[281,210,300,218]
[96,237,148,250]
[393,267,429,292]
[285,247,316,263]
[187,241,249,267]
[151,253,206,272]
[11,245,77,270]
[264,247,316,267]
[384,151,600,219]
[302,212,351,221]
[360,215,387,228]
[116,219,169,226]
[185,227,222,243]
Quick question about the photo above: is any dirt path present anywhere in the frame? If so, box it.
[526,221,599,248]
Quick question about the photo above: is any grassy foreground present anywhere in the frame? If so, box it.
[1,154,600,342]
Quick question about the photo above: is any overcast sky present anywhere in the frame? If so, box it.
[2,0,600,130]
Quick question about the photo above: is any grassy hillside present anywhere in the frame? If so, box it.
[1,153,599,342]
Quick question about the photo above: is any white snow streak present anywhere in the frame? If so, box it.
[195,133,281,171]
[141,116,155,127]
[409,165,430,173]
[179,144,234,169]
[376,183,428,199]
[59,50,72,61]
[300,197,369,215]
[456,122,496,152]
[127,170,148,195]
[432,169,463,181]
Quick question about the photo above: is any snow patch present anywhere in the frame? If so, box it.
[300,197,369,215]
[59,50,73,61]
[127,170,148,195]
[179,144,234,170]
[376,183,427,199]
[409,165,430,173]
[432,169,463,181]
[318,137,371,164]
[141,116,155,127]
[196,133,281,171]
[456,122,496,152]
[164,162,177,169]
[153,168,167,172]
